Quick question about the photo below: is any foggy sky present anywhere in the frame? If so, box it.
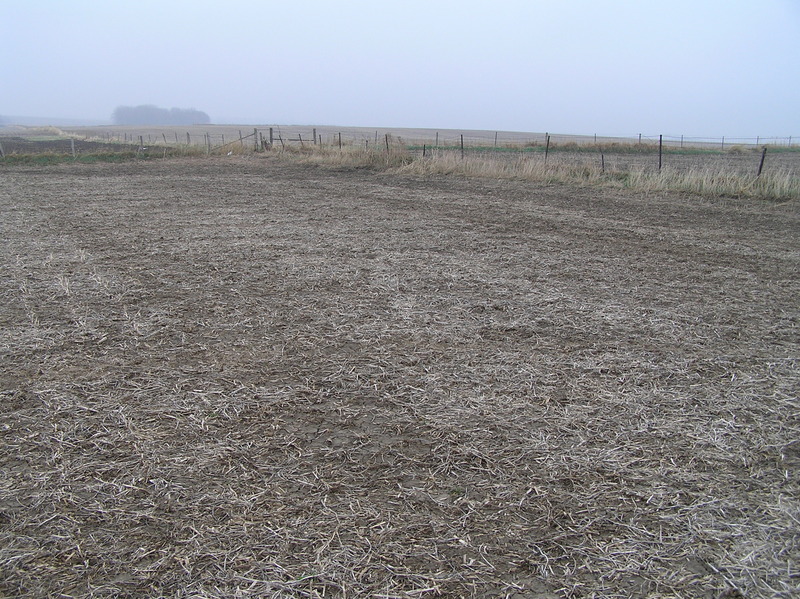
[2,0,798,138]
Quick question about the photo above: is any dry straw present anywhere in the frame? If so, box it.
[0,153,798,598]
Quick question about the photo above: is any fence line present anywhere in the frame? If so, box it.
[60,126,797,151]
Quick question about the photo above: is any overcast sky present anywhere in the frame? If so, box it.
[2,0,798,138]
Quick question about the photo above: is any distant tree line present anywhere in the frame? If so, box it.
[111,105,210,125]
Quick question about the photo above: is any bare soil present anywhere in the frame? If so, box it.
[1,157,798,598]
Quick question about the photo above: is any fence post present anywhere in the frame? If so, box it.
[658,135,663,171]
[338,132,342,149]
[757,147,767,177]
[186,132,190,145]
[70,139,76,158]
[313,128,317,145]
[600,152,605,174]
[269,128,274,146]
[385,133,390,155]
[494,131,498,147]
[423,144,427,158]
[253,129,258,151]
[0,141,4,158]
[460,134,464,159]
[544,134,550,164]
[435,132,439,147]
[721,136,725,150]
[638,133,641,144]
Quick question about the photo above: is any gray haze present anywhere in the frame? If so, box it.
[2,0,798,138]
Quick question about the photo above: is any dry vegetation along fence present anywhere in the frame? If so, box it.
[2,125,799,200]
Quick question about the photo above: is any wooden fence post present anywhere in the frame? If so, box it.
[658,135,663,171]
[0,141,4,158]
[435,132,439,146]
[544,134,550,164]
[460,134,464,159]
[254,128,258,152]
[338,132,342,149]
[186,132,191,145]
[313,128,317,145]
[385,133,390,154]
[423,144,427,158]
[270,128,274,146]
[757,147,767,177]
[600,152,605,174]
[721,136,725,150]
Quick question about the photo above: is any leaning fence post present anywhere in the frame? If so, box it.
[757,147,767,177]
[544,134,550,164]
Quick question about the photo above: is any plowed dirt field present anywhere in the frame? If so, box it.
[1,157,798,598]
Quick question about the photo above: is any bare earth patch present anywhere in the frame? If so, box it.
[1,157,798,598]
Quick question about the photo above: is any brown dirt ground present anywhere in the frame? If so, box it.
[1,157,798,598]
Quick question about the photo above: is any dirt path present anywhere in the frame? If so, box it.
[1,157,798,598]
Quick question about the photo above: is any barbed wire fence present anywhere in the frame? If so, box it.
[2,125,797,176]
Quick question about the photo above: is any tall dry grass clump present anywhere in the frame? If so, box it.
[623,166,799,200]
[390,149,799,201]
[274,138,413,169]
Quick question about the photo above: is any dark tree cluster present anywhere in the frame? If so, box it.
[111,105,210,125]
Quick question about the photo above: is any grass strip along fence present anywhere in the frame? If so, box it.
[2,128,798,201]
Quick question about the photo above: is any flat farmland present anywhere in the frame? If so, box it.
[1,157,798,598]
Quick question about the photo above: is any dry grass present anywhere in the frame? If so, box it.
[1,158,798,598]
